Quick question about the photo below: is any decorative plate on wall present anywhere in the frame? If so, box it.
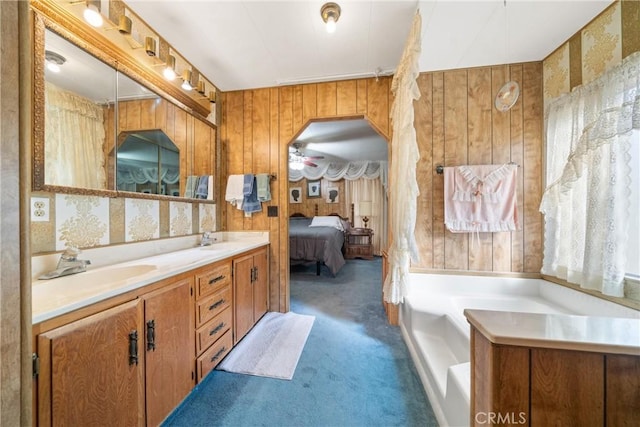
[495,81,520,112]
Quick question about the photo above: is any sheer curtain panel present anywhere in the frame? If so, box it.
[540,51,640,297]
[383,11,422,305]
[45,83,107,189]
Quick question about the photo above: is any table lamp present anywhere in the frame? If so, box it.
[358,201,372,229]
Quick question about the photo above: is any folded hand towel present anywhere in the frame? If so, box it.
[184,176,197,198]
[195,175,209,199]
[256,174,271,202]
[243,174,254,196]
[243,176,262,214]
[225,175,245,207]
[207,175,214,200]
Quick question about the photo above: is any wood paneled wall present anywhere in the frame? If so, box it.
[220,64,544,312]
[413,63,544,273]
[220,78,392,312]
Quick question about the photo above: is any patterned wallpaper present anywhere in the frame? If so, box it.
[543,0,639,103]
[31,192,216,253]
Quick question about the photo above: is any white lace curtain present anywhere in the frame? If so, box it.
[45,83,106,189]
[540,51,640,297]
[289,161,387,188]
[383,10,421,305]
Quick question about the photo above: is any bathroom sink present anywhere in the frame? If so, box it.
[38,264,158,285]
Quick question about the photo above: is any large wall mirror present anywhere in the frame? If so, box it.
[34,17,215,201]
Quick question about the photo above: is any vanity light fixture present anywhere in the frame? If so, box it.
[320,2,341,34]
[162,55,177,81]
[118,15,132,34]
[197,80,206,95]
[144,36,156,57]
[208,91,216,104]
[106,15,132,34]
[181,69,193,91]
[45,50,66,73]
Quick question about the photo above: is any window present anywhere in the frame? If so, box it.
[540,51,639,298]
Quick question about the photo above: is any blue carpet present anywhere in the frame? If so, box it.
[163,258,437,427]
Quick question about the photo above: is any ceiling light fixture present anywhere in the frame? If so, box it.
[162,55,176,81]
[320,2,341,34]
[181,69,193,91]
[45,50,66,73]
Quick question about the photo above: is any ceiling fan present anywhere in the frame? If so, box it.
[289,142,324,168]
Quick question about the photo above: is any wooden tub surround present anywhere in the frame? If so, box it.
[465,309,640,426]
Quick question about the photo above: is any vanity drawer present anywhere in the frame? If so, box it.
[197,329,232,381]
[196,262,231,299]
[196,307,232,356]
[196,285,231,327]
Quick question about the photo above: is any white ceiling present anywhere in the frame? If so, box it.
[126,0,613,92]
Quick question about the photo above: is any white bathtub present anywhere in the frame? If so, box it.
[399,273,639,427]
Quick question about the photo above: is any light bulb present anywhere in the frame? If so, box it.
[181,80,192,91]
[83,4,103,28]
[163,66,176,81]
[46,62,61,73]
[290,161,304,171]
[326,16,336,33]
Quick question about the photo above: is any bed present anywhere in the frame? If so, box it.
[289,213,350,276]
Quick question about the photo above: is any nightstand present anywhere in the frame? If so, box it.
[344,228,374,260]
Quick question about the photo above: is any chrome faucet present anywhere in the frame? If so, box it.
[200,232,214,247]
[39,247,91,280]
[57,247,91,270]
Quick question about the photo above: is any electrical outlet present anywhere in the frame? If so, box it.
[31,197,50,222]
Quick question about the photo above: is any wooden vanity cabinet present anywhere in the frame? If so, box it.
[36,299,146,427]
[33,245,270,425]
[194,260,233,381]
[142,278,194,426]
[35,276,194,427]
[233,246,269,344]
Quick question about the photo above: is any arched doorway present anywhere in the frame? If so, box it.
[286,116,389,277]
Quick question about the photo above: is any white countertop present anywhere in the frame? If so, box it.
[464,309,640,356]
[32,234,268,324]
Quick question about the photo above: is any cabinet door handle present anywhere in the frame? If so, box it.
[253,267,258,283]
[129,330,138,365]
[209,299,225,311]
[146,320,156,351]
[209,322,226,336]
[210,347,227,362]
[208,275,225,285]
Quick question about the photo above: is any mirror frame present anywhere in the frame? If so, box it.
[32,6,215,202]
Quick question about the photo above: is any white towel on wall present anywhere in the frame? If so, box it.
[225,174,245,208]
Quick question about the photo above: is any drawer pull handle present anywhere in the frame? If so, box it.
[211,347,227,362]
[208,275,225,285]
[209,299,225,311]
[209,322,226,336]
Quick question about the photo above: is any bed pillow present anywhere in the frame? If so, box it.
[309,216,344,231]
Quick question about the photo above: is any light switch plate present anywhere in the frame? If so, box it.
[31,197,50,222]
